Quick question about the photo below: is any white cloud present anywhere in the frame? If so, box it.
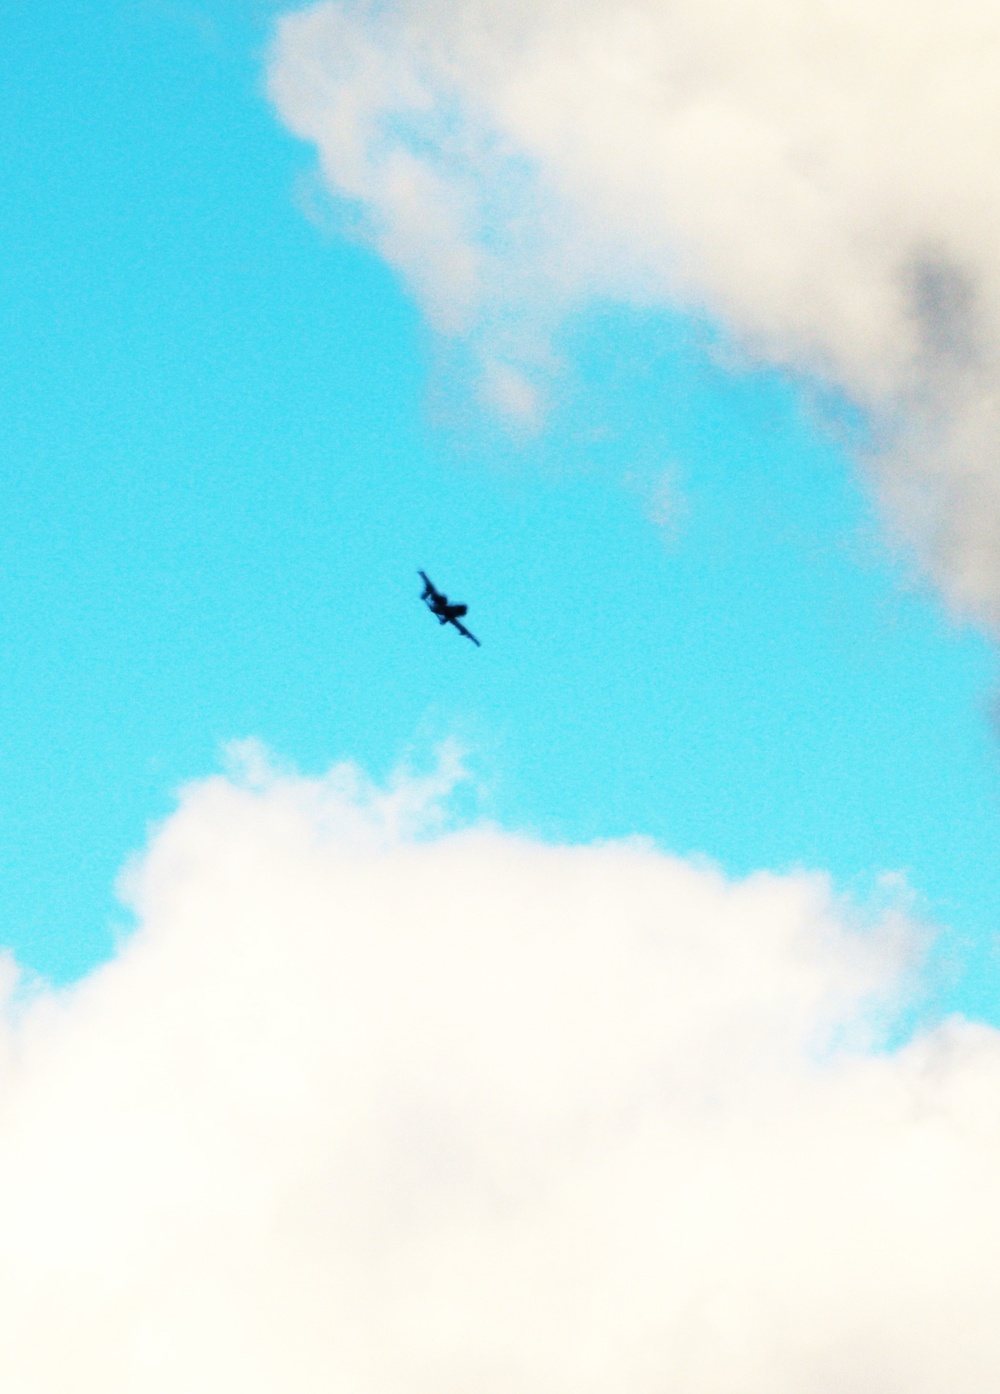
[267,0,1000,624]
[638,464,687,542]
[2,752,1000,1389]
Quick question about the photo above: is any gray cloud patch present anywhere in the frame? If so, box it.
[910,252,980,370]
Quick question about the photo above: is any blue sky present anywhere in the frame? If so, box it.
[9,6,1000,1386]
[1,0,998,1024]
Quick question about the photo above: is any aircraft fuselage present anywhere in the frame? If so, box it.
[419,571,480,645]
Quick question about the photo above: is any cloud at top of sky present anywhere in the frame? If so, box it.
[4,749,1000,1390]
[267,0,1000,628]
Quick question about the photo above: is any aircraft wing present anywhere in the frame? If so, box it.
[450,618,481,647]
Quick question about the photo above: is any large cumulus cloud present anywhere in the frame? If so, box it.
[2,751,1000,1390]
[268,0,1000,623]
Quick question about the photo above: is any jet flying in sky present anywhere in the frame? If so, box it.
[419,571,480,646]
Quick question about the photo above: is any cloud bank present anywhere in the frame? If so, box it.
[268,0,1000,623]
[3,753,1000,1390]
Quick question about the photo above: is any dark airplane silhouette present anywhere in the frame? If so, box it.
[419,571,480,646]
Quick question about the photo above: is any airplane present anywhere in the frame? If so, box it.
[419,570,481,646]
